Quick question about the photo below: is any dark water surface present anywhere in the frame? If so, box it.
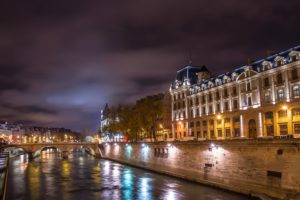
[8,151,251,200]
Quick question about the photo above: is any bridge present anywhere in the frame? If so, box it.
[0,142,103,159]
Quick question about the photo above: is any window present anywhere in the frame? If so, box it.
[233,117,240,123]
[202,106,206,115]
[246,82,251,91]
[173,103,177,110]
[191,131,194,136]
[234,128,240,137]
[232,87,237,96]
[277,73,283,85]
[248,97,252,106]
[216,91,220,100]
[294,123,300,134]
[264,77,269,87]
[190,110,193,117]
[225,118,230,123]
[265,111,273,119]
[183,132,186,137]
[190,122,194,128]
[225,128,231,137]
[279,124,288,135]
[196,131,201,138]
[210,130,215,138]
[266,125,274,136]
[196,98,199,105]
[217,129,222,137]
[202,96,206,103]
[177,102,181,109]
[292,108,300,116]
[291,68,298,80]
[277,59,282,66]
[203,130,207,138]
[202,120,207,126]
[233,99,238,109]
[278,110,287,118]
[292,85,300,98]
[224,89,228,98]
[264,91,271,102]
[224,101,229,111]
[277,89,284,101]
[216,103,220,112]
[190,99,193,106]
[209,119,214,126]
[209,93,213,102]
[183,101,186,107]
[196,121,200,127]
[217,119,222,125]
[209,105,213,114]
[196,109,199,117]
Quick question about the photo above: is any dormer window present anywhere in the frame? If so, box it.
[274,56,284,67]
[289,50,299,62]
[223,75,230,83]
[215,79,222,86]
[208,81,214,88]
[262,61,272,71]
[231,72,238,81]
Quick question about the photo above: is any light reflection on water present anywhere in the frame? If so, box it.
[8,151,251,200]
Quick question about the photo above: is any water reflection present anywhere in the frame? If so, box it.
[8,151,251,200]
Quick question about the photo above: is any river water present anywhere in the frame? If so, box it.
[7,151,251,200]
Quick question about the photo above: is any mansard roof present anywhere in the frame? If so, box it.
[171,44,300,92]
[175,65,209,85]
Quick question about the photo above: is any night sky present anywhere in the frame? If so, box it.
[1,0,300,132]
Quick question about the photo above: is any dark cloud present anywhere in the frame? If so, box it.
[0,0,300,131]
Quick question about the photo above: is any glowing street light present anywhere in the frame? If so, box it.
[282,105,288,110]
[216,114,222,120]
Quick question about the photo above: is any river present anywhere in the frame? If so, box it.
[7,150,251,200]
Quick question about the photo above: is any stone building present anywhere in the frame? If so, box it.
[169,45,300,140]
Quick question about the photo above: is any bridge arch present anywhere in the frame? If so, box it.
[0,143,103,159]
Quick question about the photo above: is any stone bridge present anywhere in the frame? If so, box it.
[0,142,103,159]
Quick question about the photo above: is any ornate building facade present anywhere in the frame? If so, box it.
[170,45,300,140]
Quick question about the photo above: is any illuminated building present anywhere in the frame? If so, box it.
[170,45,300,140]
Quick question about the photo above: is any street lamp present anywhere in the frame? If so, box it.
[216,114,222,120]
[282,105,288,110]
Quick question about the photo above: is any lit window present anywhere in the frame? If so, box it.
[266,125,274,136]
[292,108,300,116]
[264,91,271,102]
[278,110,287,118]
[217,129,222,137]
[277,89,284,101]
[225,118,230,123]
[294,124,300,134]
[225,128,231,137]
[279,124,288,135]
[248,97,252,106]
[292,85,300,98]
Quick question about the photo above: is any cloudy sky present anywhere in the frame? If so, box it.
[0,0,300,131]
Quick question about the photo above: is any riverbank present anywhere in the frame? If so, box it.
[100,139,300,200]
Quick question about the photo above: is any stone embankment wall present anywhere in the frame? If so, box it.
[101,140,300,200]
